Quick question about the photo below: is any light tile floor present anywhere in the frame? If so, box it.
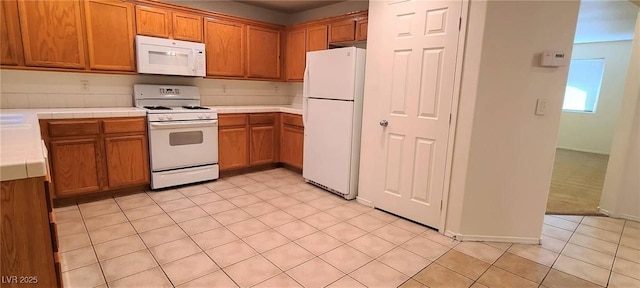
[55,168,640,288]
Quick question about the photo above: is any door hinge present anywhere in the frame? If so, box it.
[449,113,452,125]
[440,200,443,211]
[459,17,462,30]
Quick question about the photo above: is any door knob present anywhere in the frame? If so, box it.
[379,120,388,127]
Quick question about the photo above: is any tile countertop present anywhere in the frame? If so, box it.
[0,108,146,182]
[0,105,301,182]
[210,105,302,115]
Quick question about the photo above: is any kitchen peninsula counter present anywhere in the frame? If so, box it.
[0,105,302,181]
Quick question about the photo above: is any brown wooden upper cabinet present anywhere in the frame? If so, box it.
[17,0,86,69]
[172,12,203,42]
[286,29,306,81]
[247,25,281,79]
[85,0,135,71]
[136,5,171,38]
[329,19,356,43]
[204,18,245,77]
[356,18,368,41]
[136,5,203,42]
[306,25,328,52]
[0,0,24,66]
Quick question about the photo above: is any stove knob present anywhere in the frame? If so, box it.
[158,115,166,121]
[167,114,173,120]
[198,114,204,119]
[205,114,211,119]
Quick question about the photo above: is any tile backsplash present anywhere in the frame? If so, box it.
[0,70,296,109]
[290,83,303,108]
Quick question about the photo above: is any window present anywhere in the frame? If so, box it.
[562,58,605,113]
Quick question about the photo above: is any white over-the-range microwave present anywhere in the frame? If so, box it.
[136,35,206,77]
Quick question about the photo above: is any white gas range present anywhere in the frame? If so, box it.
[134,84,219,189]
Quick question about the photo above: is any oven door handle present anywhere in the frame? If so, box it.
[149,120,218,130]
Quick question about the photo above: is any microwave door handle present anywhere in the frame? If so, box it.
[189,50,196,73]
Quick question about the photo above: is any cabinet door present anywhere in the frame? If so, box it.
[105,135,149,188]
[0,0,23,66]
[0,177,59,288]
[281,126,304,169]
[219,127,248,171]
[306,25,328,52]
[247,25,281,79]
[356,18,368,41]
[50,138,102,196]
[286,29,306,81]
[250,126,275,165]
[328,20,356,43]
[204,18,245,77]
[17,0,85,69]
[172,12,203,42]
[135,5,171,38]
[85,0,135,71]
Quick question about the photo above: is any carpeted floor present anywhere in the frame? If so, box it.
[546,148,609,215]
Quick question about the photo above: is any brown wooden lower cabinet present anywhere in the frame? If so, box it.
[219,113,301,172]
[1,176,60,287]
[104,135,149,188]
[49,137,102,196]
[40,117,149,198]
[249,125,276,165]
[280,113,304,169]
[218,127,249,170]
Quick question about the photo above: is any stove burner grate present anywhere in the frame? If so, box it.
[182,105,210,110]
[144,105,172,110]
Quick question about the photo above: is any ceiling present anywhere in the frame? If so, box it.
[574,0,639,43]
[234,0,344,13]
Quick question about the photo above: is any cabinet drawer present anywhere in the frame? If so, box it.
[219,114,248,127]
[249,113,276,125]
[103,118,146,134]
[282,113,303,127]
[48,120,101,137]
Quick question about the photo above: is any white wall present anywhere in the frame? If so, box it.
[288,0,369,25]
[445,0,580,242]
[556,41,633,154]
[600,12,640,221]
[162,0,290,25]
[0,70,294,108]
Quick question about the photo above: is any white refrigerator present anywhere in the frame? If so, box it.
[302,47,366,200]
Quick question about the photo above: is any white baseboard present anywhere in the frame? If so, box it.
[619,214,640,222]
[556,146,609,155]
[355,197,373,207]
[444,230,540,244]
[598,207,612,216]
[599,208,640,222]
[444,230,459,239]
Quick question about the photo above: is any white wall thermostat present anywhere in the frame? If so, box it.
[540,51,567,67]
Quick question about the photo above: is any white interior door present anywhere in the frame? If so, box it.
[303,98,354,195]
[359,0,463,228]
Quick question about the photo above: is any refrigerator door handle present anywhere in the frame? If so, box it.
[303,97,309,126]
[302,64,310,126]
